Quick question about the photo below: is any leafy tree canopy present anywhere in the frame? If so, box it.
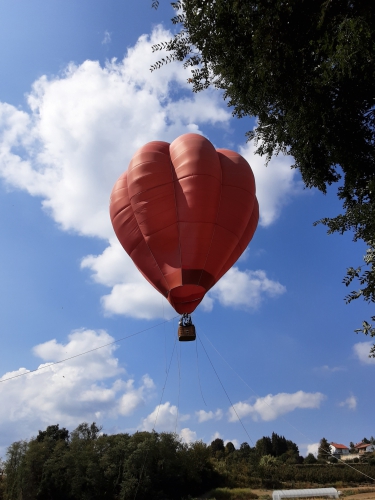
[318,437,331,460]
[225,442,236,455]
[3,424,375,497]
[256,433,299,459]
[36,424,69,443]
[3,424,218,500]
[71,421,102,441]
[210,438,225,455]
[259,454,278,468]
[152,0,375,353]
[304,453,318,464]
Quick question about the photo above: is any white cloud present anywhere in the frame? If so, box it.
[306,443,319,457]
[81,240,139,288]
[240,140,302,227]
[80,239,176,319]
[0,26,288,320]
[314,365,346,373]
[228,391,326,422]
[0,329,154,448]
[208,432,238,448]
[210,431,222,442]
[200,294,214,312]
[81,237,286,319]
[140,402,190,432]
[196,409,223,423]
[339,395,357,410]
[102,30,111,45]
[207,267,286,310]
[225,438,239,449]
[0,26,234,320]
[238,247,250,262]
[353,342,375,365]
[0,26,217,240]
[180,428,197,444]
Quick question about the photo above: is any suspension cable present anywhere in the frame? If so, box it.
[195,335,207,406]
[134,335,178,500]
[0,317,179,384]
[174,341,181,434]
[198,335,254,446]
[201,332,375,482]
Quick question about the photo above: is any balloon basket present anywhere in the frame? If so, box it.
[178,324,196,342]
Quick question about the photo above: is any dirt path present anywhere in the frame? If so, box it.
[247,487,375,500]
[340,489,375,500]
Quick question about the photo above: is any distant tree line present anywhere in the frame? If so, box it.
[0,423,219,500]
[210,434,375,489]
[0,425,374,499]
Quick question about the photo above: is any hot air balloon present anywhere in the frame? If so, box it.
[110,133,259,341]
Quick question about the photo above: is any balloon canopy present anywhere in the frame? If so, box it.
[110,133,259,314]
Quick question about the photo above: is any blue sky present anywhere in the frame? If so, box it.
[0,0,373,459]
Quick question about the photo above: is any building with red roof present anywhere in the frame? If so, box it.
[354,442,375,454]
[330,443,349,456]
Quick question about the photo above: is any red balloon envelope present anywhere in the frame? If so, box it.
[110,133,259,314]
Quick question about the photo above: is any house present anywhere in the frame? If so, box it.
[354,442,375,454]
[330,443,349,457]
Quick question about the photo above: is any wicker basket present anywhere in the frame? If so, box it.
[178,324,196,342]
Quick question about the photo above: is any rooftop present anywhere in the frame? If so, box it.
[330,443,349,449]
[356,442,373,449]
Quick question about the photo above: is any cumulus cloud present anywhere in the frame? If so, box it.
[102,30,111,45]
[199,294,215,313]
[210,431,222,442]
[81,239,176,319]
[0,26,217,240]
[180,428,197,444]
[0,26,287,320]
[140,402,190,432]
[314,365,346,373]
[208,431,238,448]
[339,395,357,410]
[207,267,286,310]
[196,409,223,423]
[228,391,326,422]
[353,342,375,365]
[226,438,239,449]
[0,329,154,448]
[306,443,319,457]
[240,140,302,227]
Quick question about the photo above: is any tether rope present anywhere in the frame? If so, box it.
[134,334,178,500]
[3,314,373,484]
[201,332,375,482]
[195,335,207,406]
[198,334,255,446]
[0,316,179,384]
[174,341,181,434]
[162,297,167,374]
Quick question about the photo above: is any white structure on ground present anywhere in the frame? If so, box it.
[273,488,340,500]
[330,442,349,456]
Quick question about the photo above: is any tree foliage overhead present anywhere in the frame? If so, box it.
[152,0,375,353]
